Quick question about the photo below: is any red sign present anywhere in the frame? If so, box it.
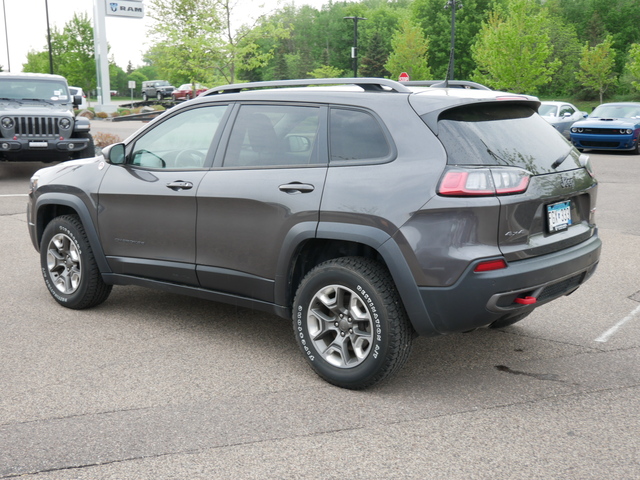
[398,72,410,82]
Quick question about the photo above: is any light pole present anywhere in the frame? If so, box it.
[444,0,462,82]
[45,0,54,74]
[343,16,366,77]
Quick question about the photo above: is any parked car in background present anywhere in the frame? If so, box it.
[539,101,587,139]
[142,80,175,102]
[570,102,640,153]
[68,86,88,110]
[27,78,601,389]
[1,73,94,162]
[171,83,208,101]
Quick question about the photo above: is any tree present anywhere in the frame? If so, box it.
[412,0,492,80]
[308,65,344,78]
[22,13,97,94]
[147,0,223,85]
[471,0,560,94]
[576,35,617,103]
[627,44,640,94]
[148,0,288,85]
[360,31,391,78]
[384,18,431,81]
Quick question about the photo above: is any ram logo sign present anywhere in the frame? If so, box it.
[105,0,145,18]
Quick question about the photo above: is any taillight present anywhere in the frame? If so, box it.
[438,167,530,196]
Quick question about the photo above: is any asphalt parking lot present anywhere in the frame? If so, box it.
[1,126,639,478]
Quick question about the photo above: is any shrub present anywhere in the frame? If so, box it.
[77,109,95,119]
[95,111,109,119]
[93,132,122,148]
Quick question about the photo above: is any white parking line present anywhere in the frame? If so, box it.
[595,303,640,342]
[0,194,28,197]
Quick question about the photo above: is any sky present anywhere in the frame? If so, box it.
[0,0,330,73]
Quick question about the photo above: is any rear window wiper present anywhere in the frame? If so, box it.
[551,150,571,169]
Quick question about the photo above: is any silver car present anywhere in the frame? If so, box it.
[539,101,588,138]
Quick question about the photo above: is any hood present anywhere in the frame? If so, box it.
[0,100,74,115]
[573,117,640,129]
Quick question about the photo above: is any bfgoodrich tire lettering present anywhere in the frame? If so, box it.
[40,215,112,309]
[293,257,413,389]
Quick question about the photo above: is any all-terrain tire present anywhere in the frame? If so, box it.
[40,215,112,309]
[293,257,414,389]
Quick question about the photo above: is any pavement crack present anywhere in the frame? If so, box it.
[495,364,566,382]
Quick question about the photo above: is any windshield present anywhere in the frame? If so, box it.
[0,78,69,102]
[435,103,574,174]
[590,104,640,119]
[538,104,557,116]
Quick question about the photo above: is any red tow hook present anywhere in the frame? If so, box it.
[514,296,537,305]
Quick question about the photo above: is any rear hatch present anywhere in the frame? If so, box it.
[420,99,598,262]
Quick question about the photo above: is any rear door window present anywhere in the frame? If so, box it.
[434,103,575,173]
[329,108,393,163]
[222,104,323,168]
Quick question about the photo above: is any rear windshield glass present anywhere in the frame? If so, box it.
[434,104,572,172]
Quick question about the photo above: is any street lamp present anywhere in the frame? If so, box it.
[45,0,54,74]
[444,0,463,82]
[343,16,366,77]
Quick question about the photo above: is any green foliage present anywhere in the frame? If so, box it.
[22,13,97,93]
[384,18,431,81]
[412,0,493,80]
[471,0,560,94]
[360,31,391,78]
[576,35,617,103]
[307,65,344,78]
[147,0,222,85]
[627,44,640,93]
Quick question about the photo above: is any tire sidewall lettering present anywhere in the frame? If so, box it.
[295,273,387,370]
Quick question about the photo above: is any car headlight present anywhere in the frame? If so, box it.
[622,128,633,134]
[59,118,71,129]
[29,175,39,194]
[1,117,14,129]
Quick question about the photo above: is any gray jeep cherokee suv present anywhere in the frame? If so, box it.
[27,78,601,389]
[1,73,94,162]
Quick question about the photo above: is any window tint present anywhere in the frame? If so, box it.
[330,108,391,162]
[223,104,321,168]
[131,105,228,169]
[436,104,573,173]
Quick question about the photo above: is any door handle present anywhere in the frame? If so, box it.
[279,182,315,194]
[166,181,193,191]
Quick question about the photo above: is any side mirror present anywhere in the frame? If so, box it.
[73,95,82,107]
[103,143,126,165]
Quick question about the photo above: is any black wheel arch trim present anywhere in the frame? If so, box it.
[32,193,111,274]
[275,221,438,336]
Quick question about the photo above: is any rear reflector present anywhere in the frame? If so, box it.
[438,167,530,197]
[474,259,508,272]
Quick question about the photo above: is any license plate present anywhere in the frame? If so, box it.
[29,141,48,148]
[547,201,572,232]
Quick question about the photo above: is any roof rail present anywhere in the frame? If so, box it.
[201,78,412,96]
[404,80,491,91]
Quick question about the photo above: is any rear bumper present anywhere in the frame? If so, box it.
[413,234,601,335]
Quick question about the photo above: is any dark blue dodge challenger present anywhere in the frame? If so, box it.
[570,102,640,153]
